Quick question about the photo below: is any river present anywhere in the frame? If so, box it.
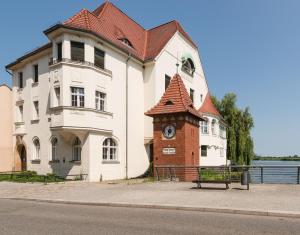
[250,160,300,184]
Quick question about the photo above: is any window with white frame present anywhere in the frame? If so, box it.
[33,64,39,83]
[200,121,209,134]
[220,148,224,157]
[18,72,23,89]
[72,137,81,161]
[32,137,40,160]
[201,145,208,157]
[211,119,217,136]
[18,105,24,122]
[219,125,226,138]
[71,87,84,107]
[54,87,60,107]
[95,91,106,111]
[33,101,39,120]
[102,138,117,161]
[51,137,58,161]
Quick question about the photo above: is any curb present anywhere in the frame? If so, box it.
[3,197,300,219]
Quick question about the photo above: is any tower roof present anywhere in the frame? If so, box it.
[145,74,204,119]
[198,93,221,117]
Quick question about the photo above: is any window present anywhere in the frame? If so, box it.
[32,137,40,160]
[95,91,106,111]
[18,105,24,122]
[71,87,84,107]
[33,64,38,83]
[102,138,117,161]
[211,119,217,136]
[165,75,171,90]
[201,145,207,157]
[33,101,39,120]
[54,87,60,106]
[200,94,203,102]
[18,72,23,89]
[190,89,194,104]
[57,42,62,61]
[200,121,209,134]
[182,58,195,76]
[71,41,84,62]
[220,148,224,158]
[72,137,81,161]
[51,137,58,161]
[119,38,133,48]
[219,125,226,138]
[94,47,105,69]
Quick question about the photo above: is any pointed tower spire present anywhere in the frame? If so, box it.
[145,74,204,120]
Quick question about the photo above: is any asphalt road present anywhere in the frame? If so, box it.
[0,199,299,235]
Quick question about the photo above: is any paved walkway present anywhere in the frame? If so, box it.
[0,181,300,217]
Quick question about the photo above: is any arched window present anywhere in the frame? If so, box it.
[102,138,117,161]
[182,58,195,76]
[211,119,217,136]
[51,137,58,161]
[72,137,81,161]
[32,137,40,160]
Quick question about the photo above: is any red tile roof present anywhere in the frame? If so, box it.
[62,2,197,61]
[198,93,221,117]
[145,74,203,119]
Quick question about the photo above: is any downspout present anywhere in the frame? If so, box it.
[125,53,132,179]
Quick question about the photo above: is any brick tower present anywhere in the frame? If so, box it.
[145,74,204,181]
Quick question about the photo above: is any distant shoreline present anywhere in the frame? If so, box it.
[254,157,300,161]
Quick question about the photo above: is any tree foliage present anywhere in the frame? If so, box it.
[212,93,254,165]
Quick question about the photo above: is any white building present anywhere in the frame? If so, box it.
[5,2,226,181]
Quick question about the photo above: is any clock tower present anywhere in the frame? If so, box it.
[145,74,204,181]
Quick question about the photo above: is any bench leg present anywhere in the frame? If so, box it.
[226,183,229,189]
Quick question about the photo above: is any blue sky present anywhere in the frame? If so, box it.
[1,0,299,156]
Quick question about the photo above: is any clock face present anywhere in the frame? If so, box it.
[163,125,176,139]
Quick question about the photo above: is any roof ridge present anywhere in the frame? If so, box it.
[64,9,86,24]
[143,30,148,59]
[147,20,176,31]
[98,1,110,19]
[106,2,146,30]
[83,9,91,30]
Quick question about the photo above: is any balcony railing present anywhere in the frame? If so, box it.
[49,58,112,76]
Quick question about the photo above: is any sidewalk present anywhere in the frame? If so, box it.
[1,181,300,218]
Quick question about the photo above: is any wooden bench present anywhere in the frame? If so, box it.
[192,179,231,189]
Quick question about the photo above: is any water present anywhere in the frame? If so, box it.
[250,160,300,184]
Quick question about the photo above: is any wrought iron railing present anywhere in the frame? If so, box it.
[49,58,112,75]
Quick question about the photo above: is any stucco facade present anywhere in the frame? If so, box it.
[0,85,13,171]
[6,2,227,181]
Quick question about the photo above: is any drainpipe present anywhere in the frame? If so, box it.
[125,53,132,179]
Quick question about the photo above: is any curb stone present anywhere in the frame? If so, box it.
[3,197,300,219]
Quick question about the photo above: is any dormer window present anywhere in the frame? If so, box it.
[119,38,133,48]
[182,58,195,76]
[165,100,174,106]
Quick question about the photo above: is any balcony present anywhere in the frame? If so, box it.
[49,58,112,77]
[50,106,113,133]
[14,122,26,135]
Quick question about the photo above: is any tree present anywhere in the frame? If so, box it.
[212,93,254,165]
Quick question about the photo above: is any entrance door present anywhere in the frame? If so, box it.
[20,146,27,171]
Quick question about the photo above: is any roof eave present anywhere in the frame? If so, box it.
[44,24,145,63]
[5,43,52,70]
